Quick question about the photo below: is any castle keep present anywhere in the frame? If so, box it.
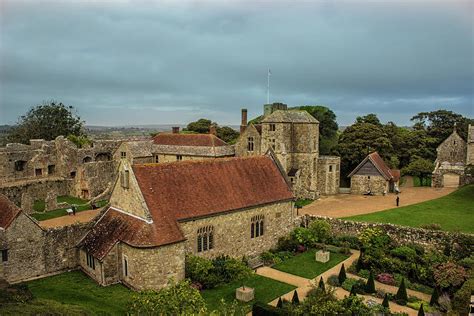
[235,103,340,199]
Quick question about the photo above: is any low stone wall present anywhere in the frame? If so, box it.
[304,215,474,251]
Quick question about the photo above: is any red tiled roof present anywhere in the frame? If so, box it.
[0,194,21,229]
[133,156,294,222]
[82,156,293,258]
[80,208,183,260]
[153,133,228,147]
[348,152,399,181]
[390,169,401,182]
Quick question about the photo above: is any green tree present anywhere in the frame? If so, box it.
[291,290,300,304]
[184,118,239,143]
[128,279,206,315]
[216,126,239,144]
[401,158,435,186]
[395,278,408,305]
[185,118,213,134]
[411,109,474,144]
[318,277,326,292]
[365,271,376,293]
[7,101,84,144]
[338,264,347,284]
[382,293,390,309]
[308,220,331,243]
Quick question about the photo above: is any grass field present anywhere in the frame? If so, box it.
[201,274,296,312]
[272,250,349,279]
[345,185,474,233]
[33,195,89,212]
[23,271,132,314]
[31,200,108,221]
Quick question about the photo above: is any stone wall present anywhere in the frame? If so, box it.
[234,125,262,157]
[436,130,467,164]
[317,156,340,195]
[467,125,474,165]
[305,215,474,251]
[0,212,91,283]
[179,201,295,259]
[351,174,388,195]
[121,242,185,291]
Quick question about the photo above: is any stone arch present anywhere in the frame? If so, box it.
[95,152,111,162]
[83,156,93,163]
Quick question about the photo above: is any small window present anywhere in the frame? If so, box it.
[86,253,95,270]
[35,168,42,176]
[70,171,76,178]
[270,139,276,150]
[48,165,56,175]
[269,124,276,132]
[83,156,92,163]
[1,249,8,262]
[154,155,159,163]
[275,212,281,218]
[251,215,265,238]
[120,151,127,159]
[176,155,183,161]
[14,160,27,171]
[368,176,371,179]
[329,165,333,172]
[247,137,254,152]
[197,226,214,253]
[121,170,130,188]
[290,177,295,185]
[123,257,128,277]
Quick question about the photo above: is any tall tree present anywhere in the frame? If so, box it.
[7,101,84,144]
[184,118,239,144]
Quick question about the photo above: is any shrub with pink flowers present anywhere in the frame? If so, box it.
[376,273,396,286]
[433,262,468,290]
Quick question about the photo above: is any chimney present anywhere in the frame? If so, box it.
[209,124,217,135]
[172,126,180,134]
[240,108,248,134]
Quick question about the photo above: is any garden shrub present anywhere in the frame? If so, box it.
[365,271,376,293]
[276,297,283,308]
[417,303,425,316]
[391,246,418,262]
[327,275,340,287]
[276,235,298,252]
[382,293,390,309]
[291,227,315,248]
[0,283,33,304]
[458,255,474,270]
[452,278,474,315]
[291,290,300,304]
[338,264,347,284]
[260,251,276,266]
[419,223,441,230]
[332,235,361,250]
[357,269,370,279]
[252,301,285,316]
[395,278,408,305]
[429,287,440,306]
[342,278,365,294]
[376,273,396,286]
[433,262,467,292]
[318,277,325,292]
[308,220,331,243]
[437,293,452,312]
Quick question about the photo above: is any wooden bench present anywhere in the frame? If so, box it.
[247,256,264,270]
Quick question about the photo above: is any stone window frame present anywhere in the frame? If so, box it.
[14,160,27,172]
[329,165,333,172]
[1,249,8,262]
[154,155,159,163]
[86,253,96,270]
[269,124,276,132]
[197,225,214,253]
[251,214,264,238]
[35,168,42,177]
[247,137,254,152]
[176,155,183,161]
[120,151,127,159]
[123,255,129,277]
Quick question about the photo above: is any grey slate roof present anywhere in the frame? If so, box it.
[126,141,154,158]
[261,110,319,123]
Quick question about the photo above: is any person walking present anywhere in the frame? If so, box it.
[396,196,400,207]
[72,205,76,216]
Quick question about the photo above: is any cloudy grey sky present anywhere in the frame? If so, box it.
[0,0,473,127]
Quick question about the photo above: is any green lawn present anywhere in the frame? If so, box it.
[272,250,349,279]
[201,274,296,312]
[33,195,89,212]
[295,199,314,208]
[344,185,474,233]
[24,270,132,314]
[31,200,108,221]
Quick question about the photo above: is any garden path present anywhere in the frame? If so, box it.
[39,209,100,228]
[255,250,423,316]
[301,187,454,218]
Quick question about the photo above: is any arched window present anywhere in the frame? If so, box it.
[251,215,265,238]
[197,226,214,253]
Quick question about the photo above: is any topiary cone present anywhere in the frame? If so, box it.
[349,285,357,296]
[382,293,390,309]
[318,277,326,292]
[418,303,425,316]
[291,290,300,304]
[395,278,408,304]
[277,297,283,308]
[429,287,439,306]
[365,270,376,293]
[338,264,347,284]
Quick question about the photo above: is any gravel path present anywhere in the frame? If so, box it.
[39,209,100,228]
[302,187,455,218]
[256,250,424,316]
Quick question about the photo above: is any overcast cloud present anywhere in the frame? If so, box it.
[0,0,472,126]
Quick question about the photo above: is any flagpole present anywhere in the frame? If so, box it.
[267,69,270,104]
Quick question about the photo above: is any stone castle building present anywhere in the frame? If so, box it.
[0,137,120,212]
[348,152,400,195]
[77,153,295,290]
[432,124,474,188]
[235,103,340,199]
[114,126,234,165]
